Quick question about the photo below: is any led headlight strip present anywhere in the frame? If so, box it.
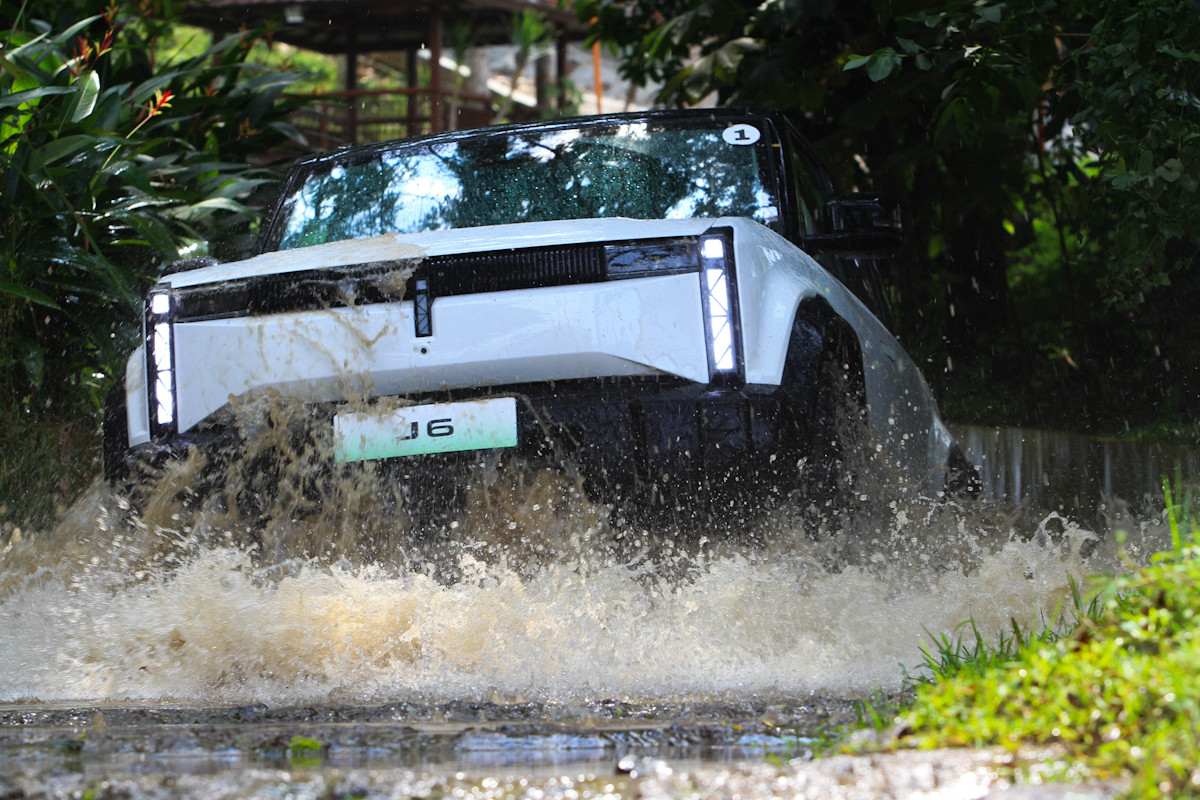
[699,229,741,379]
[145,287,178,437]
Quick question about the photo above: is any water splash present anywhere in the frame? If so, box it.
[1,506,1123,705]
[0,397,1159,706]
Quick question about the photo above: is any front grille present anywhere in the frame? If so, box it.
[422,245,606,296]
[171,243,610,322]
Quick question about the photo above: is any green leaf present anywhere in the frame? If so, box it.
[183,197,253,217]
[712,37,762,81]
[266,119,307,145]
[844,55,872,72]
[0,85,75,111]
[0,282,61,309]
[111,213,181,260]
[39,134,94,166]
[45,16,104,51]
[1111,172,1137,190]
[867,49,902,82]
[66,70,101,123]
[207,178,272,199]
[1156,158,1183,184]
[21,342,45,390]
[975,4,1003,24]
[1135,149,1153,175]
[105,161,154,194]
[1155,44,1200,64]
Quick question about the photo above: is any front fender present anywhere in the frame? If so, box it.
[728,218,951,493]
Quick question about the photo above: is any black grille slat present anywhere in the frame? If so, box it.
[169,239,695,322]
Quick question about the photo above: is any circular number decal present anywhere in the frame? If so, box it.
[722,124,761,145]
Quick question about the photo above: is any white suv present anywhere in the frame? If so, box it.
[104,109,977,527]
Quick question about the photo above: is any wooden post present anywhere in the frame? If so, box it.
[535,53,550,114]
[592,38,602,114]
[346,46,359,144]
[406,48,418,135]
[556,35,568,114]
[429,2,444,132]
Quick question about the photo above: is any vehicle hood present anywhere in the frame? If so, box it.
[163,218,723,289]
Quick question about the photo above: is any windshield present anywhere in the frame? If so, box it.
[266,119,781,251]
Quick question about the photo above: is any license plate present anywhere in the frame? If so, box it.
[333,396,518,463]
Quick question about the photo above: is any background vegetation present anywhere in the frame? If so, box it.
[579,0,1200,436]
[1,0,308,526]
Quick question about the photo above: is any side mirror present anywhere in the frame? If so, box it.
[804,193,900,256]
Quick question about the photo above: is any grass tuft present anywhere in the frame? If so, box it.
[895,479,1200,796]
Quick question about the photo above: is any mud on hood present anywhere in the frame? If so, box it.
[163,218,721,290]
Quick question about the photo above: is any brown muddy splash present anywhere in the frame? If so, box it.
[0,393,1159,707]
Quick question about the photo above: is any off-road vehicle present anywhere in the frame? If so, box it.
[104,108,976,526]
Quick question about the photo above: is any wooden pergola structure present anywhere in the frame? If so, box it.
[182,0,588,146]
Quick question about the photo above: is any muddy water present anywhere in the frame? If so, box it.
[0,483,1122,704]
[0,412,1178,798]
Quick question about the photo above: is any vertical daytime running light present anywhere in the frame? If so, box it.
[147,289,177,432]
[700,234,737,374]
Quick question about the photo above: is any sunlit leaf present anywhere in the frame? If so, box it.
[67,70,101,123]
[182,197,253,218]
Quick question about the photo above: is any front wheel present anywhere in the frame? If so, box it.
[800,340,870,524]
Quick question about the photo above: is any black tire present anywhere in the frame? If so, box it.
[801,331,870,522]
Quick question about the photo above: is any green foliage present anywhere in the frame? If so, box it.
[851,0,1200,311]
[493,9,554,123]
[901,487,1200,796]
[1066,0,1200,310]
[0,1,308,415]
[157,25,340,96]
[0,402,99,533]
